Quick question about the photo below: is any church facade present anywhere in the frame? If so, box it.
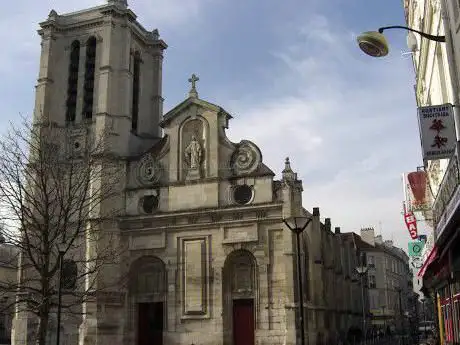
[11,1,368,345]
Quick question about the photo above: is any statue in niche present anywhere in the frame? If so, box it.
[184,135,202,179]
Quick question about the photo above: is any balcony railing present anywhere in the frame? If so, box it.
[433,146,460,239]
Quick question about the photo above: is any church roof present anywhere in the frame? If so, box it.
[159,96,233,128]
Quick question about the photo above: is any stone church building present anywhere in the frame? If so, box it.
[11,1,368,345]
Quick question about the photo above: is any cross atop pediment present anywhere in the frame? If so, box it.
[188,73,199,98]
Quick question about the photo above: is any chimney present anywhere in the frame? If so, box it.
[313,207,320,216]
[360,227,375,246]
[384,240,394,247]
[375,235,383,244]
[325,218,331,232]
[335,227,341,234]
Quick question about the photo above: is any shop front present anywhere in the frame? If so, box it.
[420,232,460,344]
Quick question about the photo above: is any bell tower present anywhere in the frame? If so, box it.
[34,0,167,156]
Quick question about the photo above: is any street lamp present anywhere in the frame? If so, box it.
[56,242,66,345]
[357,26,446,57]
[355,253,368,345]
[283,216,313,345]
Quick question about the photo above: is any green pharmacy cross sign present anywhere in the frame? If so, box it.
[408,240,425,257]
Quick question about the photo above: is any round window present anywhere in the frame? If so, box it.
[233,185,253,205]
[142,195,159,214]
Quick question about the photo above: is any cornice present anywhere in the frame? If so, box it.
[119,202,283,231]
[122,217,283,235]
[125,171,277,191]
[38,19,105,36]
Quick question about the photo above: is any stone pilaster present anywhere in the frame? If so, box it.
[280,157,307,345]
[11,293,33,345]
[34,15,57,125]
[149,33,166,137]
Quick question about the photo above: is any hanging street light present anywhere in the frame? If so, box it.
[357,26,446,58]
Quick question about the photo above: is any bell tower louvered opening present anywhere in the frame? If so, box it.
[83,36,97,119]
[131,51,141,132]
[66,40,80,123]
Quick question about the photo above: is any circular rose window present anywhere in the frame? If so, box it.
[233,185,253,205]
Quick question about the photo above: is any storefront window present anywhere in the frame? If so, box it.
[439,283,460,343]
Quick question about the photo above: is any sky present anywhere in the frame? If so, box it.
[0,0,427,251]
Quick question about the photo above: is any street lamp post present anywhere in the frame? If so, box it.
[355,253,368,345]
[283,216,313,345]
[56,243,66,345]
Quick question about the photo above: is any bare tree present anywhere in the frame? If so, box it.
[0,118,123,345]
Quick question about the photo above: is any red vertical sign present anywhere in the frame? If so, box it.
[404,211,418,239]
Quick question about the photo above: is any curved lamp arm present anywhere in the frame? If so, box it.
[378,26,445,43]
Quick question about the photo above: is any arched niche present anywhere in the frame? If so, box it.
[222,249,258,345]
[179,115,209,180]
[127,256,167,345]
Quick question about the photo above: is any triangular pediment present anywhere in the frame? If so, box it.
[159,96,233,128]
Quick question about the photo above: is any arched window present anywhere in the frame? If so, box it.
[83,37,97,119]
[66,40,80,122]
[131,51,141,132]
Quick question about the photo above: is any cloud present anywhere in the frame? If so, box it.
[225,13,419,249]
[0,0,420,251]
[0,0,214,68]
[131,0,218,29]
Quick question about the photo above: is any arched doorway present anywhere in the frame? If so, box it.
[223,250,257,345]
[129,256,166,345]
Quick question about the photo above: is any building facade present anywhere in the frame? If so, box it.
[403,0,452,233]
[403,0,460,343]
[359,228,412,332]
[11,1,368,345]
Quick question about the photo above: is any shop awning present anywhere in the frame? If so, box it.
[418,245,439,278]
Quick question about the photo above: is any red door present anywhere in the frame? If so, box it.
[138,302,164,345]
[233,299,255,345]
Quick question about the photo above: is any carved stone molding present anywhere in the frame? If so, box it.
[232,213,244,220]
[179,236,211,318]
[256,210,267,219]
[187,216,199,224]
[137,153,162,186]
[231,140,261,176]
[211,214,223,223]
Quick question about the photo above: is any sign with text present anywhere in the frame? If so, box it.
[418,103,456,161]
[404,211,418,239]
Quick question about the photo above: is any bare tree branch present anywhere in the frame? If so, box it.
[0,118,125,345]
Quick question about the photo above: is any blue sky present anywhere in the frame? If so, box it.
[0,0,426,250]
